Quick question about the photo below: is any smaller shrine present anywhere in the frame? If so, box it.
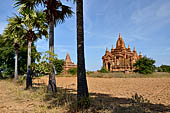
[63,53,77,74]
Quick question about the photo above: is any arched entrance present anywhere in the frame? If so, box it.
[108,62,110,71]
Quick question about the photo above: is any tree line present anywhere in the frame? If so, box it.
[0,0,89,109]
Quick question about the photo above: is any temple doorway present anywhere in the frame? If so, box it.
[108,63,110,71]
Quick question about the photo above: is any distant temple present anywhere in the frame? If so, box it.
[63,53,77,74]
[102,33,142,72]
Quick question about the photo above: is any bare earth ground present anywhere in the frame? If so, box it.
[40,77,170,106]
[0,76,170,112]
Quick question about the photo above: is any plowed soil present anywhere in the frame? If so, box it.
[38,76,170,105]
[0,77,170,112]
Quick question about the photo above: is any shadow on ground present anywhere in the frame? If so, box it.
[41,86,170,113]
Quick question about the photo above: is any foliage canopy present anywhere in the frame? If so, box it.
[157,65,170,73]
[0,34,39,78]
[33,51,64,76]
[134,56,156,74]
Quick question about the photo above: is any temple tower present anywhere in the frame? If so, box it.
[63,53,77,74]
[102,33,142,72]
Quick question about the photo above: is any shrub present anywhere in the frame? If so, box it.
[33,51,65,76]
[86,71,94,75]
[53,58,64,75]
[99,67,107,73]
[157,65,170,73]
[134,56,155,74]
[68,68,77,75]
[131,93,150,104]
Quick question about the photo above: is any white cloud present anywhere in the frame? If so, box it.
[127,0,170,42]
[131,0,170,25]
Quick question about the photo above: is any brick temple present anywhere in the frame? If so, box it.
[102,33,142,72]
[63,53,77,74]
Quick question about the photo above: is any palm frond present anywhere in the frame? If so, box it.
[14,0,44,10]
[44,0,73,25]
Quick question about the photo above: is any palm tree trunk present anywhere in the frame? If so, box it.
[48,14,57,92]
[27,40,32,70]
[76,0,89,101]
[26,40,32,89]
[14,48,18,80]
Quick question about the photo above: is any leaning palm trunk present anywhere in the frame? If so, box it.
[14,48,18,80]
[76,0,89,103]
[48,15,57,92]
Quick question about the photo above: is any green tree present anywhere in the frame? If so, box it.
[0,34,38,78]
[134,56,156,74]
[53,58,65,75]
[15,0,73,92]
[15,9,48,88]
[34,52,64,75]
[0,34,14,78]
[3,10,47,86]
[100,67,107,73]
[157,65,170,73]
[3,16,26,79]
[17,9,48,72]
[68,67,77,75]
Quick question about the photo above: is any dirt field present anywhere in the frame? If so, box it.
[38,76,170,106]
[0,77,170,112]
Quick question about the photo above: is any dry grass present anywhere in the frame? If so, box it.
[1,73,170,113]
[57,72,170,78]
[87,72,170,78]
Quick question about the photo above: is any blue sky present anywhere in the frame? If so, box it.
[0,0,170,71]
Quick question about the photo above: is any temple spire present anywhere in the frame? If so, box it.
[116,33,125,49]
[119,33,122,39]
[112,45,114,49]
[111,45,114,54]
[133,47,136,52]
[139,51,141,55]
[106,48,109,52]
[128,45,130,49]
[139,51,142,58]
[65,52,71,63]
[128,45,131,51]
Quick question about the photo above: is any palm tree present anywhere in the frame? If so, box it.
[19,9,48,89]
[4,16,26,80]
[21,9,48,71]
[76,0,89,107]
[15,0,73,92]
[5,10,48,88]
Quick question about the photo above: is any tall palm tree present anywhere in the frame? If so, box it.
[19,9,48,88]
[66,0,89,107]
[76,0,89,106]
[15,0,73,92]
[21,9,48,71]
[5,10,48,87]
[4,16,26,80]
